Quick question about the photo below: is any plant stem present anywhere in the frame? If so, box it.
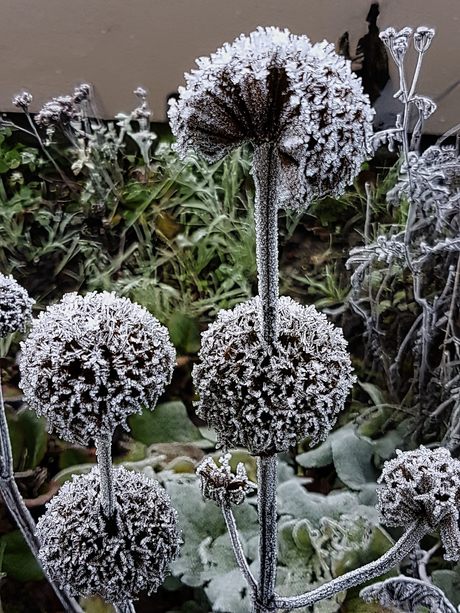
[114,602,136,613]
[274,520,428,610]
[222,504,257,594]
[0,380,83,612]
[95,435,115,517]
[253,143,279,344]
[255,455,277,613]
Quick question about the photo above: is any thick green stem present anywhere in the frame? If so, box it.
[253,142,279,344]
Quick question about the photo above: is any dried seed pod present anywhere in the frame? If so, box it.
[193,296,355,455]
[168,26,374,210]
[378,446,460,560]
[0,273,34,338]
[196,453,256,507]
[36,466,181,602]
[20,291,175,444]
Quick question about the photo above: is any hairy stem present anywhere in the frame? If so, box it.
[222,504,257,594]
[96,435,115,517]
[253,143,279,344]
[274,520,428,610]
[256,455,277,612]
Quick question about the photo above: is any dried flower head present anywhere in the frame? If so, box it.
[73,84,91,104]
[0,273,34,338]
[196,453,256,506]
[169,26,374,210]
[414,26,435,54]
[380,27,413,66]
[35,95,80,126]
[20,291,175,444]
[12,92,33,111]
[377,447,460,560]
[193,296,355,455]
[36,466,181,602]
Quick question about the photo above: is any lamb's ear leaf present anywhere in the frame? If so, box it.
[431,567,460,608]
[0,530,43,581]
[205,565,254,613]
[331,429,378,490]
[80,595,115,612]
[128,401,202,445]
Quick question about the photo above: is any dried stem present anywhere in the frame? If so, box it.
[0,382,83,612]
[274,520,428,610]
[222,504,257,594]
[96,435,115,518]
[256,455,277,613]
[253,143,279,345]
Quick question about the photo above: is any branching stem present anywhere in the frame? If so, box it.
[274,520,428,610]
[222,504,257,594]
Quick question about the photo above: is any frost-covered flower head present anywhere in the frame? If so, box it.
[20,291,175,444]
[35,95,80,126]
[380,27,413,66]
[193,296,355,455]
[36,466,181,602]
[414,26,435,53]
[0,273,34,338]
[12,92,33,111]
[377,447,460,561]
[196,453,256,507]
[169,27,374,210]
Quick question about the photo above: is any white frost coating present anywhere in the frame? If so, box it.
[196,453,256,507]
[168,27,374,210]
[193,296,355,455]
[20,291,175,444]
[0,273,34,338]
[378,446,460,561]
[36,466,181,602]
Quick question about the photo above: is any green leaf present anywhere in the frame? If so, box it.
[128,401,202,445]
[16,409,48,470]
[167,311,201,354]
[80,595,116,612]
[331,429,377,490]
[1,530,43,581]
[431,567,460,607]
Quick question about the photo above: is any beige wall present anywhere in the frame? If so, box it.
[0,0,459,133]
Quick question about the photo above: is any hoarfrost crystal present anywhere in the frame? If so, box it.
[377,446,460,560]
[196,453,256,506]
[0,273,34,338]
[168,27,374,210]
[36,467,181,602]
[20,291,175,444]
[193,296,355,455]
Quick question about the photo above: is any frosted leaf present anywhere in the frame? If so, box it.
[0,273,34,338]
[193,296,355,455]
[361,576,457,613]
[36,466,181,602]
[196,453,256,507]
[168,27,374,210]
[20,291,175,444]
[377,446,460,560]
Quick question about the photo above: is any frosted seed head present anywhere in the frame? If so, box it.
[414,27,435,53]
[20,291,175,444]
[36,466,181,602]
[12,92,33,111]
[35,95,80,126]
[193,296,355,455]
[168,26,374,210]
[196,453,256,507]
[377,446,460,560]
[0,273,34,338]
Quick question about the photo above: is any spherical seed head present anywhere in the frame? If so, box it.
[36,467,181,602]
[378,446,460,560]
[0,273,34,338]
[20,291,175,444]
[168,26,374,210]
[193,296,355,455]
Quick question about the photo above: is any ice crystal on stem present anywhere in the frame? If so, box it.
[0,273,34,338]
[378,447,460,560]
[193,296,355,455]
[196,453,256,507]
[36,467,181,602]
[20,291,175,444]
